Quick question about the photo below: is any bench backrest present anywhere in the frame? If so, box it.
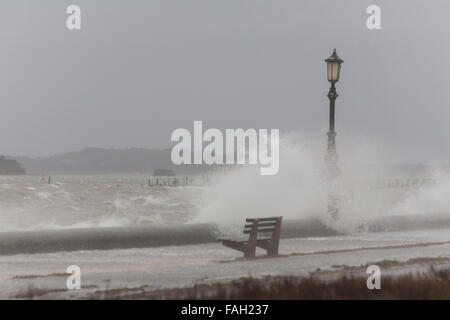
[243,216,282,243]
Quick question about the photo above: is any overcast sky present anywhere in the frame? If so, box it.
[1,1,450,162]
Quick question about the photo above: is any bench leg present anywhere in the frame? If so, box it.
[267,248,278,257]
[266,242,279,257]
[244,246,256,259]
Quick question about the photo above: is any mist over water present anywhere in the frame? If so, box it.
[388,168,450,217]
[196,134,447,233]
[195,135,327,225]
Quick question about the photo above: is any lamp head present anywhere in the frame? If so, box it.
[325,49,343,83]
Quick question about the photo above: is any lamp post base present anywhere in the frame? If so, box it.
[328,193,339,221]
[325,133,340,220]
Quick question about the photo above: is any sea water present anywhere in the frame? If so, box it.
[0,174,203,232]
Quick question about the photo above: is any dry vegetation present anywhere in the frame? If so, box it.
[13,258,450,299]
[85,265,450,300]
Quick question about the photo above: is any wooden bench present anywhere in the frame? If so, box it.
[219,216,282,259]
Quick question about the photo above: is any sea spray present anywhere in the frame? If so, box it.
[195,133,417,234]
[388,167,449,216]
[195,135,327,228]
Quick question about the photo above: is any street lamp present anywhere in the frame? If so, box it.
[324,49,343,220]
[326,49,343,83]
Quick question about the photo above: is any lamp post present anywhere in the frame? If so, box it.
[324,49,343,220]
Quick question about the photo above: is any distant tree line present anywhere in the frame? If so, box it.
[0,156,26,175]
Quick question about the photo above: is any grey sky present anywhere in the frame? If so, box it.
[1,1,449,162]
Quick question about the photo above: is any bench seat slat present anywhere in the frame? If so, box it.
[243,228,275,234]
[246,217,281,223]
[244,222,277,229]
